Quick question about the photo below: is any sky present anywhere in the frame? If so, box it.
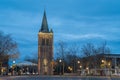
[0,0,120,61]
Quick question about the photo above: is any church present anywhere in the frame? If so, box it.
[38,11,54,75]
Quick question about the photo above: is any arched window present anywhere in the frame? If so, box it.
[46,39,49,46]
[42,39,45,45]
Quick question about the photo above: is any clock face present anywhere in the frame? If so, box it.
[43,58,48,65]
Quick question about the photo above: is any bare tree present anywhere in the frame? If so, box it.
[55,42,81,74]
[68,43,80,73]
[56,40,68,60]
[81,42,111,75]
[56,40,68,74]
[0,31,19,74]
[56,42,79,73]
[81,43,95,74]
[81,43,95,57]
[97,41,110,54]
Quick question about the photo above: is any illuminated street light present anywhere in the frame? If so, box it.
[86,67,89,74]
[102,60,104,63]
[80,65,82,68]
[108,62,111,66]
[59,59,62,63]
[70,68,72,71]
[101,59,111,76]
[77,61,80,64]
[68,66,73,72]
[68,66,71,69]
[13,61,15,64]
[59,59,62,75]
[86,67,89,70]
[59,59,64,75]
[12,60,16,75]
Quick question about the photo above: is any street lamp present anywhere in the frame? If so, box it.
[86,67,89,74]
[77,60,80,74]
[101,59,108,76]
[86,67,89,70]
[59,59,62,75]
[70,67,72,72]
[68,66,72,72]
[68,66,71,70]
[77,61,80,64]
[13,61,15,64]
[59,59,62,63]
[102,60,104,63]
[12,60,15,75]
[80,65,82,75]
[108,62,111,66]
[80,65,82,68]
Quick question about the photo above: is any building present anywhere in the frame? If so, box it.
[16,61,37,75]
[79,54,120,76]
[100,54,120,75]
[38,11,53,75]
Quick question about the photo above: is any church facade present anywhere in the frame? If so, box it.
[38,11,53,75]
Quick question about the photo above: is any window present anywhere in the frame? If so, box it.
[46,39,49,46]
[42,39,45,45]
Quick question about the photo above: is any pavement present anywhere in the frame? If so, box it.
[0,75,120,80]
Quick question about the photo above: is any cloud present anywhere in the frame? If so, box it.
[0,9,39,57]
[56,33,105,41]
[0,0,120,60]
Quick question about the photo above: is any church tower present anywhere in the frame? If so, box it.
[38,11,53,75]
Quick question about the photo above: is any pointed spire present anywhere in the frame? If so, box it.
[39,10,49,33]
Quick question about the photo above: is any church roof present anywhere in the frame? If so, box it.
[39,10,49,33]
[16,61,37,66]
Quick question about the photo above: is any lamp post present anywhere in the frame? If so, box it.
[80,65,82,68]
[80,65,82,75]
[77,60,80,75]
[102,59,107,76]
[68,66,72,72]
[77,61,80,64]
[59,59,62,75]
[77,61,80,70]
[108,62,111,76]
[86,67,89,74]
[13,60,15,75]
[13,61,15,64]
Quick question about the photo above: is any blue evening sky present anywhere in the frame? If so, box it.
[0,0,120,61]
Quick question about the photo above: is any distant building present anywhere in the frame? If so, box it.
[79,54,120,76]
[100,54,120,75]
[38,11,53,75]
[16,61,37,75]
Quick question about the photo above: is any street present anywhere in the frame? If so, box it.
[0,76,120,80]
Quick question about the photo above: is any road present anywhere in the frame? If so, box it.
[0,76,120,80]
